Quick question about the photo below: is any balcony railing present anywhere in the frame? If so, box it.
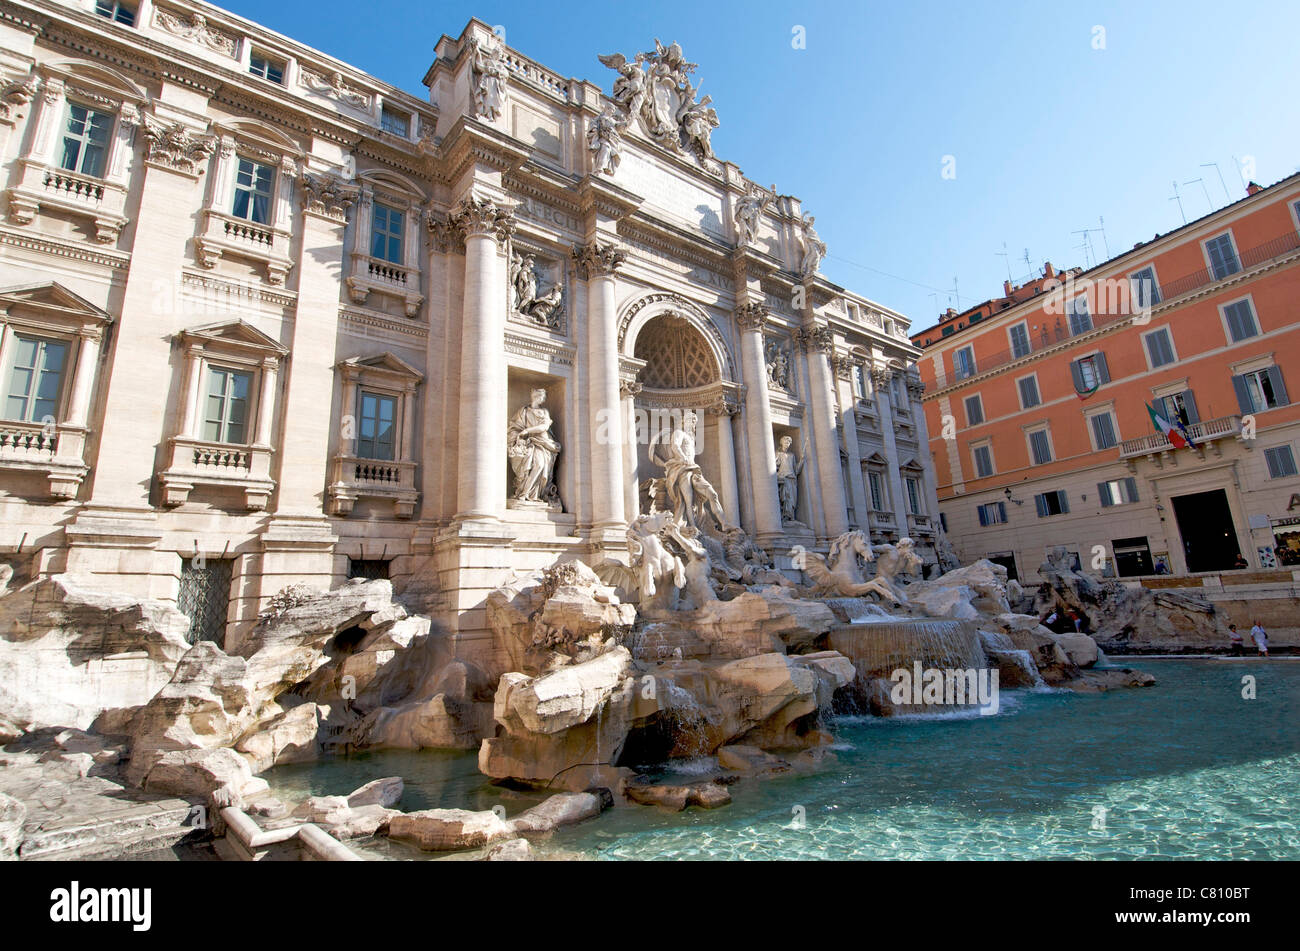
[196,210,293,284]
[161,436,275,510]
[933,230,1300,389]
[6,158,128,241]
[0,423,56,459]
[328,454,417,518]
[0,419,90,498]
[1118,414,1243,459]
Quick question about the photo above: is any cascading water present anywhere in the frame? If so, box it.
[828,618,988,679]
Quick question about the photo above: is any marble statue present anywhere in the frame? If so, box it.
[469,36,508,121]
[733,183,773,246]
[507,388,561,504]
[624,511,713,612]
[649,409,730,531]
[588,106,623,175]
[774,435,806,523]
[799,213,826,280]
[765,341,789,390]
[598,39,718,166]
[800,531,919,604]
[509,252,564,328]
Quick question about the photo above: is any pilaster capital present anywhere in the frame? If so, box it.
[449,194,516,245]
[140,116,218,176]
[619,379,643,398]
[300,171,359,221]
[571,238,626,278]
[796,324,834,355]
[734,300,769,332]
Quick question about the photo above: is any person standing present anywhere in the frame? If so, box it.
[1250,620,1269,657]
[1227,624,1244,655]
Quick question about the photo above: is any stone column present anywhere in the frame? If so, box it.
[735,303,783,545]
[254,357,278,448]
[180,345,204,439]
[65,329,102,428]
[574,239,626,539]
[621,380,642,523]
[339,368,359,455]
[873,363,911,535]
[709,395,741,527]
[800,324,849,539]
[907,372,937,520]
[452,196,514,524]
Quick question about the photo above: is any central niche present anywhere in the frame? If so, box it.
[634,314,719,390]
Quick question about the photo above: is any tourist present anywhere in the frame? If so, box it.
[1228,624,1244,655]
[1250,621,1269,657]
[1154,557,1170,575]
[1232,553,1248,569]
[1067,609,1083,632]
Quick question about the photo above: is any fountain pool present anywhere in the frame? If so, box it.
[263,659,1300,860]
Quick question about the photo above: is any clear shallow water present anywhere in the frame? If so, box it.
[266,659,1300,860]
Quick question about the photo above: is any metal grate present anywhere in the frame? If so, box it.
[177,558,233,645]
[348,558,390,581]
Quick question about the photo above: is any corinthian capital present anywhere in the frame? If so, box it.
[300,172,359,220]
[450,195,516,244]
[796,324,834,354]
[734,301,768,332]
[571,239,625,278]
[141,117,217,175]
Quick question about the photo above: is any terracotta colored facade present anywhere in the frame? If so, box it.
[913,175,1300,601]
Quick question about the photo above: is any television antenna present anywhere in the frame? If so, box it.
[1071,228,1100,268]
[995,242,1012,282]
[1097,216,1111,259]
[1184,178,1212,214]
[1201,163,1230,205]
[1169,180,1186,225]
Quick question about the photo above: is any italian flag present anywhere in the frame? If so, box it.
[1146,403,1191,449]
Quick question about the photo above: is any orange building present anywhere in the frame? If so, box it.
[912,175,1300,608]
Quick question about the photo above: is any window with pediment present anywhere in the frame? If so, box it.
[346,170,426,317]
[328,353,422,518]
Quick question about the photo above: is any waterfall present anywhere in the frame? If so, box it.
[828,619,988,680]
[661,678,719,759]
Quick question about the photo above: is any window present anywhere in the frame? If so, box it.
[370,203,404,264]
[232,158,274,224]
[1017,375,1040,409]
[1234,367,1290,414]
[60,103,113,178]
[94,0,136,26]
[1204,233,1240,280]
[1034,489,1069,517]
[356,391,397,460]
[977,501,1007,526]
[1028,428,1053,465]
[380,107,410,137]
[1158,389,1198,426]
[203,367,251,444]
[1130,267,1160,309]
[1098,477,1139,506]
[867,470,886,510]
[964,394,984,426]
[4,335,67,424]
[939,512,947,532]
[940,324,955,337]
[905,477,921,515]
[1264,445,1298,479]
[1070,352,1109,393]
[1143,327,1176,368]
[1008,323,1031,359]
[1067,294,1092,335]
[972,444,994,478]
[1089,411,1119,450]
[1222,299,1259,343]
[249,54,285,85]
[953,346,976,380]
[853,364,868,400]
[348,558,391,580]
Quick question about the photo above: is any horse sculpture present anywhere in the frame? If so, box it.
[801,530,917,605]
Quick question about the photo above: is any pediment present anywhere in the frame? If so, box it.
[178,319,288,354]
[0,281,112,325]
[900,457,924,472]
[862,451,889,466]
[338,352,424,382]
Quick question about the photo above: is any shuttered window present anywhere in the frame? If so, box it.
[1143,328,1176,368]
[1264,446,1298,479]
[1089,412,1118,450]
[1008,323,1031,358]
[964,394,984,425]
[1098,477,1139,506]
[1034,490,1069,517]
[1205,233,1240,280]
[1018,376,1040,408]
[1028,429,1052,465]
[977,501,1006,526]
[1233,367,1290,413]
[1223,300,1259,342]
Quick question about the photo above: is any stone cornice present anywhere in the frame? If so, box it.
[437,115,531,186]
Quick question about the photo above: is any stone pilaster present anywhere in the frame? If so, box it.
[573,238,627,539]
[735,302,784,545]
[833,352,870,527]
[872,363,911,536]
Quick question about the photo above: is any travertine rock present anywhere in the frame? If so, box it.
[1054,632,1100,668]
[141,747,267,806]
[346,776,404,809]
[717,744,790,774]
[494,647,633,736]
[625,781,731,811]
[508,792,604,837]
[0,576,190,731]
[485,837,534,861]
[0,791,24,860]
[388,807,517,851]
[1063,668,1157,692]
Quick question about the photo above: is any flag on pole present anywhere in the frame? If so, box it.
[1146,402,1190,449]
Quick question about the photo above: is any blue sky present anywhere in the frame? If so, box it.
[217,0,1300,330]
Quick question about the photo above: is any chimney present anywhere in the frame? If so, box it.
[1042,261,1055,279]
[944,307,956,320]
[1003,279,1013,296]
[1246,181,1263,196]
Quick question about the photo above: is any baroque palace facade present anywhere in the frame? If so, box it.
[0,0,937,662]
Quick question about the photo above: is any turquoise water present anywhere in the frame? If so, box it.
[266,659,1300,860]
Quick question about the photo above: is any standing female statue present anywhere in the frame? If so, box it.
[507,388,561,504]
